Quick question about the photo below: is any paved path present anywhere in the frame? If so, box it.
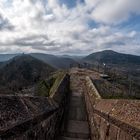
[58,69,90,140]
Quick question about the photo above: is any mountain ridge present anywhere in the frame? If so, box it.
[30,53,78,69]
[84,50,140,65]
[0,54,55,94]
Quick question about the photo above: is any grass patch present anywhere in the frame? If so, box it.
[36,71,66,97]
[49,71,66,96]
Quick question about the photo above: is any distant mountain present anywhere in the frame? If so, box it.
[84,50,140,65]
[60,55,85,59]
[0,53,79,69]
[0,54,55,93]
[30,53,79,69]
[0,54,19,62]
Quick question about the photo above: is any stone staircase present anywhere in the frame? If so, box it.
[58,71,90,140]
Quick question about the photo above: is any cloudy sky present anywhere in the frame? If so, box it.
[0,0,140,55]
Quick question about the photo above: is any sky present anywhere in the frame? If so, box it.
[0,0,140,55]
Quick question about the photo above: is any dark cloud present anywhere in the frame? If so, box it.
[14,35,51,46]
[31,40,73,52]
[0,34,55,47]
[0,14,14,31]
[104,41,125,47]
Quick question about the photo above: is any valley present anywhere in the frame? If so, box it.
[0,50,139,99]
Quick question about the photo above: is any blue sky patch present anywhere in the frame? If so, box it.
[59,0,84,8]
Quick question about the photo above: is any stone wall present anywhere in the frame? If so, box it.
[0,74,70,140]
[84,76,140,140]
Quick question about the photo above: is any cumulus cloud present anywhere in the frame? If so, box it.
[91,0,140,24]
[0,0,139,55]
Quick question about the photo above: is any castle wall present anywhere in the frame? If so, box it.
[0,74,70,140]
[84,76,140,140]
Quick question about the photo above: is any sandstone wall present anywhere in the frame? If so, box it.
[84,76,140,140]
[0,74,70,140]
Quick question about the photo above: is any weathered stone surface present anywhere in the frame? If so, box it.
[107,124,118,140]
[109,100,140,129]
[57,71,90,140]
[60,136,88,140]
[0,68,140,140]
[0,74,70,140]
[0,96,31,131]
[81,68,140,140]
[94,99,140,129]
[66,120,89,137]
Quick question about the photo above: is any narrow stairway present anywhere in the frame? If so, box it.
[58,70,90,140]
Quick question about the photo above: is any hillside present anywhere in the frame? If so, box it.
[0,54,55,94]
[30,53,79,69]
[84,50,140,99]
[84,50,140,65]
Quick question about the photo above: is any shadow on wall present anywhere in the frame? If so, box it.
[0,73,70,140]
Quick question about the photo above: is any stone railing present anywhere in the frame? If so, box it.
[0,74,70,140]
[84,76,140,140]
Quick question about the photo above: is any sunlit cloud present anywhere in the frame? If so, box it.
[0,0,139,55]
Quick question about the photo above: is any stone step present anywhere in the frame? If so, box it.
[68,106,87,121]
[59,136,89,140]
[63,120,89,139]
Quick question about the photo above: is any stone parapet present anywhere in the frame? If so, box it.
[84,76,140,140]
[0,74,70,140]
